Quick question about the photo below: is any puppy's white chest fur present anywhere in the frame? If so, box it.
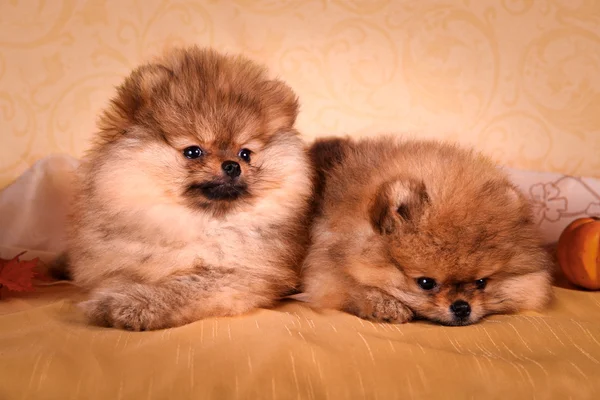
[189,214,269,269]
[121,196,294,282]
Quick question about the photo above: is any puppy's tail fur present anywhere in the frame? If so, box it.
[308,136,353,216]
[47,252,72,281]
[309,136,352,176]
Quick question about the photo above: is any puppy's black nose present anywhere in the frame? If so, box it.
[221,161,241,178]
[450,300,471,319]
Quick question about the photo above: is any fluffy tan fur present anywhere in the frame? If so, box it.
[303,136,553,326]
[63,46,314,330]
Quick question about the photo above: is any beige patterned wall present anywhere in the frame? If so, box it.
[1,0,599,188]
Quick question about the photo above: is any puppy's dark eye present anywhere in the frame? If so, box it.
[475,278,487,290]
[416,277,437,291]
[238,148,252,163]
[183,146,203,159]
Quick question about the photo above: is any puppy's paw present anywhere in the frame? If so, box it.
[80,287,168,331]
[352,288,414,324]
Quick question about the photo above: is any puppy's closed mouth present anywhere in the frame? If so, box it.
[186,181,249,201]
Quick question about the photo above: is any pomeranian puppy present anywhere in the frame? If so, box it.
[59,46,313,330]
[302,136,552,326]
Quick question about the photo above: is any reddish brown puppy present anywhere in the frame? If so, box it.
[303,136,552,326]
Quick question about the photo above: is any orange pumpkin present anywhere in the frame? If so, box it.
[556,217,600,290]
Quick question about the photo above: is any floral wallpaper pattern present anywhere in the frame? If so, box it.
[1,0,599,188]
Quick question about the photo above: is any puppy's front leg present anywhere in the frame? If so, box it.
[345,287,414,324]
[81,270,273,331]
[81,281,177,331]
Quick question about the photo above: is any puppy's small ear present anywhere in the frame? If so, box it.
[261,79,299,132]
[370,178,429,235]
[482,180,524,204]
[482,180,532,223]
[136,64,173,99]
[99,64,173,134]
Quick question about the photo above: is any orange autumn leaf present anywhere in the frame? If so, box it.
[0,252,40,292]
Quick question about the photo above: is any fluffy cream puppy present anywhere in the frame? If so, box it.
[58,46,313,330]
